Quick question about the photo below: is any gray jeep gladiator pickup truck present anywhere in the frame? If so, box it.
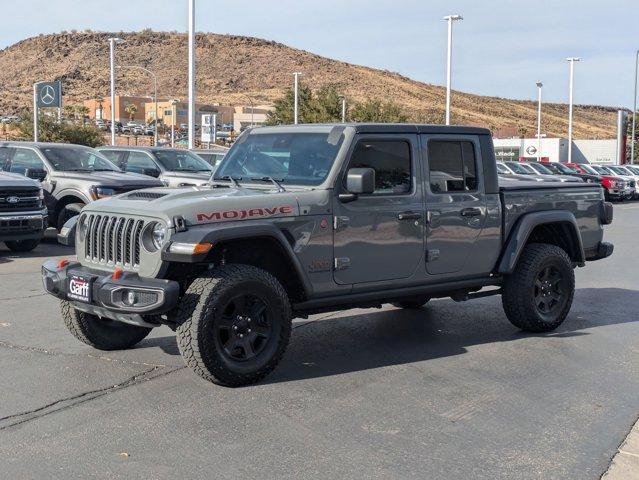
[42,124,614,387]
[0,171,47,252]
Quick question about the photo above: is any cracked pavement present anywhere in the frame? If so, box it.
[1,206,638,479]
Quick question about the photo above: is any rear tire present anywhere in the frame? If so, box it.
[57,203,85,231]
[5,239,40,252]
[502,243,574,333]
[175,264,292,387]
[61,301,152,350]
[392,297,430,309]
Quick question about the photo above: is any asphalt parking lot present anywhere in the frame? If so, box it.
[0,204,638,480]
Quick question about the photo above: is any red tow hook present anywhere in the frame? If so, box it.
[112,267,124,280]
[56,259,70,270]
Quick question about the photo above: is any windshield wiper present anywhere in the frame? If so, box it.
[250,176,286,192]
[210,175,242,189]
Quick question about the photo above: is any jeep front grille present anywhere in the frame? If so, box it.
[83,214,145,269]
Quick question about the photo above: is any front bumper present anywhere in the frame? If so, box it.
[0,210,47,242]
[588,242,614,261]
[41,260,180,323]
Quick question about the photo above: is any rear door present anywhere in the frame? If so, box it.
[332,135,424,285]
[421,135,487,275]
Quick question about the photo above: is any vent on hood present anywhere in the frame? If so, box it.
[124,191,168,201]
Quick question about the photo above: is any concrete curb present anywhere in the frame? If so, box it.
[602,420,639,479]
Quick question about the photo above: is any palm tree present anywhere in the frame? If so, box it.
[125,104,138,122]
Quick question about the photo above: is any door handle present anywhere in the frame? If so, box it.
[460,207,482,217]
[398,211,422,221]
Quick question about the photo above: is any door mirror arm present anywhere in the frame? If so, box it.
[338,193,358,204]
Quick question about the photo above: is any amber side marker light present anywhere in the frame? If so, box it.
[169,242,213,255]
[112,268,124,280]
[57,259,70,270]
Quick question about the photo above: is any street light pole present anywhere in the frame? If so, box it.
[293,72,302,124]
[108,37,123,146]
[631,50,639,164]
[341,97,347,123]
[188,0,196,149]
[171,99,179,148]
[566,57,580,163]
[536,81,543,162]
[443,14,463,126]
[118,65,158,146]
[242,94,255,126]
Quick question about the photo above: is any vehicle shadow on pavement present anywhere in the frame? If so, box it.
[134,287,638,385]
[0,239,73,264]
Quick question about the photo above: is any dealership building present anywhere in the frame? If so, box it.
[492,137,619,165]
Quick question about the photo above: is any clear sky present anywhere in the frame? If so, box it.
[3,0,638,108]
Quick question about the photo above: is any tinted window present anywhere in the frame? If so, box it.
[153,150,212,172]
[126,152,160,174]
[347,140,411,194]
[41,146,119,172]
[428,140,477,192]
[496,163,511,174]
[0,147,13,171]
[10,148,45,175]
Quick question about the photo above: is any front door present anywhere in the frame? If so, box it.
[333,135,424,285]
[421,135,487,275]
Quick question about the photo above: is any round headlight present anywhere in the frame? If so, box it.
[152,222,168,249]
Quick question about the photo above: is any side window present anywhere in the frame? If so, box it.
[428,140,477,193]
[347,140,411,194]
[101,150,126,168]
[125,152,159,175]
[10,148,45,175]
[0,148,12,171]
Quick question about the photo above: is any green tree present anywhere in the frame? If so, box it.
[349,99,408,123]
[125,103,138,122]
[15,110,104,147]
[267,85,344,125]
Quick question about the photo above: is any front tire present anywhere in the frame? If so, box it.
[57,203,85,231]
[175,265,292,387]
[502,243,575,333]
[5,238,40,252]
[61,301,152,350]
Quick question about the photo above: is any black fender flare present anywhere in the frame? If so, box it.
[162,221,313,298]
[496,210,585,275]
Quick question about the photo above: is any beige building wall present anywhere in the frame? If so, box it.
[83,96,150,123]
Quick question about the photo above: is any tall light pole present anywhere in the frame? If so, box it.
[118,65,158,146]
[443,14,463,125]
[242,94,255,126]
[340,96,347,123]
[536,81,543,162]
[631,50,639,164]
[171,99,179,148]
[566,57,580,163]
[293,72,302,124]
[188,0,196,149]
[108,37,124,146]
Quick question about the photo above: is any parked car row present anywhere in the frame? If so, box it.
[496,158,639,202]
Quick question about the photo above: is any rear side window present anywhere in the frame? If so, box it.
[428,140,477,193]
[126,152,159,174]
[10,148,45,175]
[347,140,411,194]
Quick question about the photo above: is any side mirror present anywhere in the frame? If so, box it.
[346,168,375,194]
[25,168,47,182]
[142,168,161,178]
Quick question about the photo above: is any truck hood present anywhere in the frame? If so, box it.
[162,171,213,183]
[54,171,163,187]
[0,172,40,189]
[85,186,302,227]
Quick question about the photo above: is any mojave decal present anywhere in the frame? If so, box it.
[196,205,295,223]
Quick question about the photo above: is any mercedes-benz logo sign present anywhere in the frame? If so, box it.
[6,196,20,204]
[40,85,56,105]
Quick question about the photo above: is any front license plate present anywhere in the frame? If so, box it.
[67,274,93,303]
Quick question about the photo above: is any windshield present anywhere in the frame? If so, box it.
[626,166,639,175]
[609,166,631,176]
[528,163,553,174]
[215,131,345,186]
[496,163,511,174]
[555,163,577,174]
[592,165,614,175]
[505,162,532,174]
[41,146,120,172]
[153,150,213,172]
[580,164,598,175]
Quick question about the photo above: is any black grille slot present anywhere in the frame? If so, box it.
[83,214,145,269]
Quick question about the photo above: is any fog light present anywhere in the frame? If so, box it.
[124,290,138,306]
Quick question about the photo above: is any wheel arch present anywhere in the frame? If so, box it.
[164,222,313,303]
[497,210,585,275]
[53,192,88,220]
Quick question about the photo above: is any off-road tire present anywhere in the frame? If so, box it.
[57,203,85,231]
[175,264,292,387]
[5,239,40,252]
[392,297,431,309]
[502,243,575,333]
[61,301,152,350]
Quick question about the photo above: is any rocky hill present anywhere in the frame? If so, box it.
[0,31,622,138]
